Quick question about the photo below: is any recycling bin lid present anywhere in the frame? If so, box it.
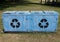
[3,11,59,16]
[16,11,30,15]
[31,11,59,16]
[3,11,17,14]
[44,11,59,16]
[3,11,31,15]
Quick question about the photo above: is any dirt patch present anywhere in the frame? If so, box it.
[1,32,60,42]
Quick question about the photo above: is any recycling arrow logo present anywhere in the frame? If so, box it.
[38,19,49,28]
[10,19,20,28]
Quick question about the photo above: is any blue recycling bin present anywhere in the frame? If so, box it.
[2,11,59,32]
[2,11,30,32]
[31,11,59,32]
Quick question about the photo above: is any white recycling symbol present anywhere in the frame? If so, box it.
[10,19,20,28]
[38,19,49,28]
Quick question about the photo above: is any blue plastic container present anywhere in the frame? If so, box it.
[2,11,30,32]
[31,11,59,32]
[2,11,59,32]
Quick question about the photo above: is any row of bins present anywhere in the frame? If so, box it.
[2,11,59,32]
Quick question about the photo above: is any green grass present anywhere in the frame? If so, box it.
[0,1,60,42]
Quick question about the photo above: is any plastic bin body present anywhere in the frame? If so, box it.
[31,11,59,32]
[2,11,59,32]
[2,11,29,32]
